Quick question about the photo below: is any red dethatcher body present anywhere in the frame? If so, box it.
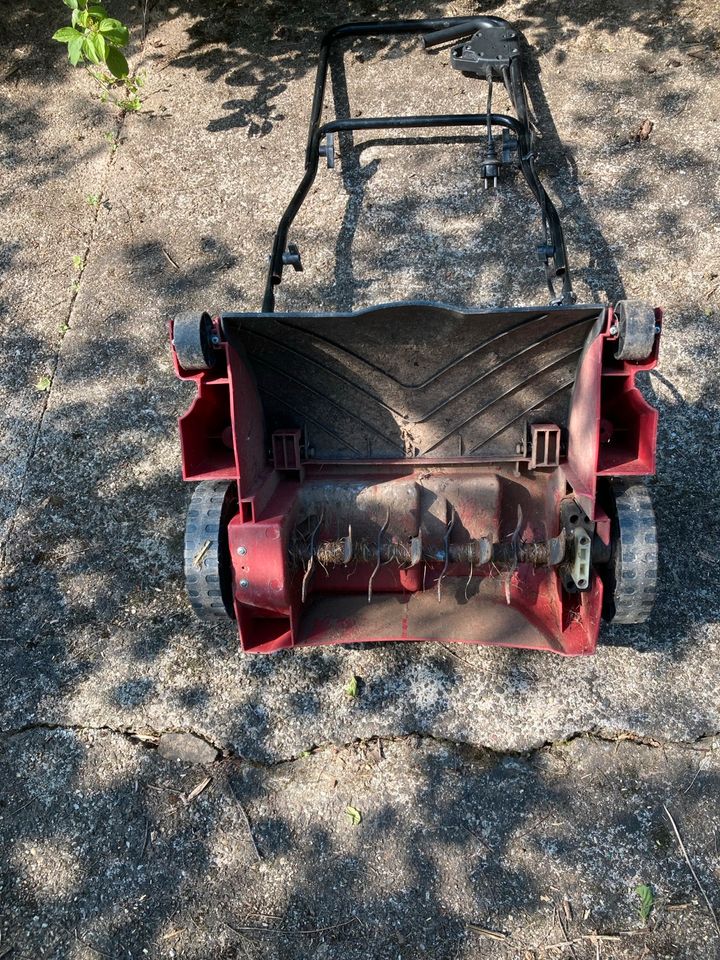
[172,304,660,655]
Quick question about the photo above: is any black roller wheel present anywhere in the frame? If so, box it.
[173,311,218,371]
[614,300,658,362]
[184,480,238,621]
[603,480,658,624]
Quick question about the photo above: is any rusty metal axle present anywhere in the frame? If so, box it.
[291,530,566,570]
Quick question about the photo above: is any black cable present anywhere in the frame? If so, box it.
[485,67,494,148]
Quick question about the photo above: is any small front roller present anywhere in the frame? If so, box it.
[605,480,658,624]
[614,300,658,362]
[173,311,218,371]
[184,480,238,621]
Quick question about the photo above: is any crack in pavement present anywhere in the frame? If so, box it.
[0,125,126,574]
[0,32,150,575]
[1,721,717,765]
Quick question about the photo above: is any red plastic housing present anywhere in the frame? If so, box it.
[172,306,660,655]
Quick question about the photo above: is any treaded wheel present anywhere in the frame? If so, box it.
[614,300,657,362]
[184,480,238,621]
[605,480,658,624]
[173,311,218,371]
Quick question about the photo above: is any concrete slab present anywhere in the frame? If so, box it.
[1,0,720,955]
[1,727,718,959]
[0,4,118,548]
[1,0,719,761]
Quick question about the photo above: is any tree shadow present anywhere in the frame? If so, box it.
[2,1,720,957]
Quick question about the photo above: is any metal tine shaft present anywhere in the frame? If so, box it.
[437,506,456,603]
[341,523,353,564]
[301,509,324,603]
[367,509,390,605]
[504,504,523,605]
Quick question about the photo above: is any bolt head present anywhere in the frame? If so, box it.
[239,578,249,589]
[609,324,618,336]
[237,546,247,556]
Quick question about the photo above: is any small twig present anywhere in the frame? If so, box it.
[466,924,508,940]
[161,246,179,270]
[663,804,720,936]
[9,796,37,816]
[231,917,356,936]
[683,754,709,794]
[539,933,626,950]
[73,929,116,959]
[184,775,212,805]
[556,903,579,960]
[706,280,720,301]
[140,85,172,102]
[139,817,150,858]
[193,539,211,568]
[228,778,262,861]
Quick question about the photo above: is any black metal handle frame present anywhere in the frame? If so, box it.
[261,16,575,313]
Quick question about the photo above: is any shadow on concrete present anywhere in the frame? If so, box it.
[2,0,720,957]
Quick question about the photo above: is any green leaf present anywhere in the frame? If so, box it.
[345,675,359,698]
[36,375,52,392]
[87,5,109,19]
[90,32,107,63]
[118,96,141,112]
[82,35,99,64]
[105,45,128,78]
[81,33,105,64]
[68,34,84,65]
[345,805,362,826]
[99,18,129,46]
[63,0,79,8]
[76,9,90,27]
[52,26,81,42]
[635,884,654,924]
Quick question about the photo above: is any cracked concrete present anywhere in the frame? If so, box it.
[3,719,717,765]
[2,0,720,956]
[2,725,719,959]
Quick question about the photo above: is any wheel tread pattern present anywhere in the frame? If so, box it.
[614,300,657,362]
[612,481,658,624]
[173,311,216,371]
[184,480,236,622]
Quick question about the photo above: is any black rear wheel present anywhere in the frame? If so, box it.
[603,480,658,624]
[614,300,657,362]
[173,311,218,371]
[184,480,238,621]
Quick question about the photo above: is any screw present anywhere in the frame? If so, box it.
[655,324,661,334]
[609,324,618,336]
[237,546,247,555]
[239,578,249,588]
